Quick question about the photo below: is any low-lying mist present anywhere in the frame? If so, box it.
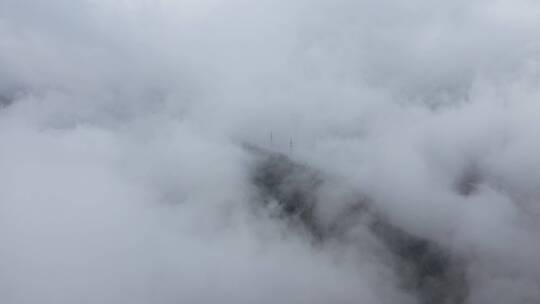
[1,1,540,303]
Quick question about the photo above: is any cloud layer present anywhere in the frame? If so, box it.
[1,0,540,303]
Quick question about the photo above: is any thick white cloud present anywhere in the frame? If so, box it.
[1,0,540,303]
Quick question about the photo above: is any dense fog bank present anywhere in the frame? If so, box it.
[1,1,540,303]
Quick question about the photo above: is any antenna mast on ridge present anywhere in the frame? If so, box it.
[289,138,293,154]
